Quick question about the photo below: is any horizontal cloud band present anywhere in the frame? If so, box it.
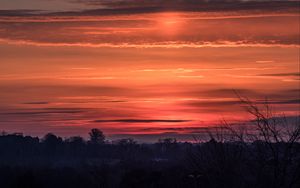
[94,119,191,123]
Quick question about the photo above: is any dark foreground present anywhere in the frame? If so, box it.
[0,130,299,188]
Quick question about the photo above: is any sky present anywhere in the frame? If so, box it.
[0,0,299,142]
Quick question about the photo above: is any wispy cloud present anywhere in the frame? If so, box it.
[1,39,298,48]
[224,72,300,81]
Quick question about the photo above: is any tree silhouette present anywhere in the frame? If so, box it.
[189,96,300,188]
[42,133,63,156]
[117,138,137,146]
[43,133,62,146]
[88,129,105,145]
[66,136,85,145]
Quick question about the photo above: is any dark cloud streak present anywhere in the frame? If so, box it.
[0,108,92,116]
[0,0,298,16]
[259,72,300,77]
[70,0,299,14]
[94,119,191,123]
[22,101,50,105]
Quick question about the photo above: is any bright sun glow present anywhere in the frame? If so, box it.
[157,13,183,35]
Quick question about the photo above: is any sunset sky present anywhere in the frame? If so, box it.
[0,0,299,142]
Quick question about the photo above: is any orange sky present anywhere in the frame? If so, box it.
[0,1,299,142]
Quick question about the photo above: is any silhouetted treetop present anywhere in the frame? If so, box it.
[89,128,105,144]
[43,133,63,145]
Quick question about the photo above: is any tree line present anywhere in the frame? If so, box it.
[0,98,299,188]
